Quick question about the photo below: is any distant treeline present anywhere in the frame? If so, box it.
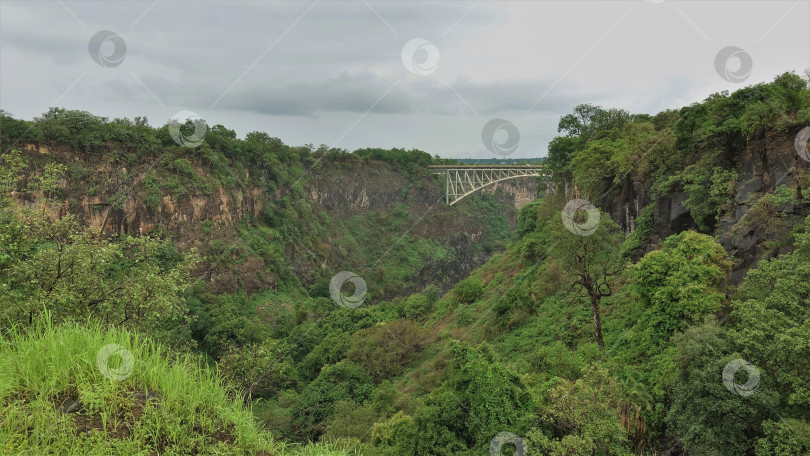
[456,157,546,165]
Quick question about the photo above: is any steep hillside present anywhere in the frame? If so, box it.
[5,125,538,299]
[3,72,809,456]
[352,71,810,456]
[242,72,810,455]
[596,107,809,284]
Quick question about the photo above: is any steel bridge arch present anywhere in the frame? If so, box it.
[428,165,546,205]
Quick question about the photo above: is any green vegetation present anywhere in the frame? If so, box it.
[0,317,277,455]
[2,71,810,454]
[453,277,484,304]
[0,314,365,455]
[548,72,810,231]
[1,107,517,301]
[547,207,624,349]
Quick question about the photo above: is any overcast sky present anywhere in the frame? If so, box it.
[1,0,808,159]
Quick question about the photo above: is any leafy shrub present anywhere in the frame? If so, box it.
[190,292,269,358]
[408,344,533,455]
[371,411,417,454]
[620,204,654,259]
[667,320,778,456]
[142,172,163,212]
[323,400,379,442]
[631,231,731,350]
[755,419,810,456]
[347,320,425,382]
[0,216,196,341]
[532,364,632,456]
[520,233,544,264]
[299,331,351,381]
[454,277,484,304]
[682,164,738,231]
[293,361,374,441]
[531,341,584,379]
[168,158,195,176]
[517,200,541,236]
[404,293,433,320]
[736,184,799,234]
[218,338,297,401]
[422,284,440,304]
[494,286,534,326]
[455,304,474,326]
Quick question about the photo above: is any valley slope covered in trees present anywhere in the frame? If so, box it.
[2,71,810,455]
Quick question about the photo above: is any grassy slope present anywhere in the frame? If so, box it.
[0,315,360,456]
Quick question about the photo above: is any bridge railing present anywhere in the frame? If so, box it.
[427,164,545,169]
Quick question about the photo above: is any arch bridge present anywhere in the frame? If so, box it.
[428,164,546,205]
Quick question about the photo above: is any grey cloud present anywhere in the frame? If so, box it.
[212,74,590,117]
[1,0,806,158]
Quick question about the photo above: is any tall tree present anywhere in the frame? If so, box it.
[548,203,624,349]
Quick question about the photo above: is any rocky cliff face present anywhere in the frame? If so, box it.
[14,145,263,250]
[12,145,539,297]
[597,129,809,284]
[717,131,809,283]
[307,161,538,213]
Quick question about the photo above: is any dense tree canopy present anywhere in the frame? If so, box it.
[2,71,809,456]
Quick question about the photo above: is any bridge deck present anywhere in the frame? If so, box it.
[427,164,543,169]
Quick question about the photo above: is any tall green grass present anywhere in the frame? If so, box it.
[0,315,361,455]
